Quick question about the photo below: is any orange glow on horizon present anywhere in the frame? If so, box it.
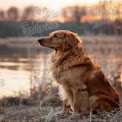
[0,0,121,22]
[0,0,99,10]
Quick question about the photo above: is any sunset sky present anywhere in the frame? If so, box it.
[0,0,99,10]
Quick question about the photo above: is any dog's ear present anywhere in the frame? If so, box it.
[63,33,80,50]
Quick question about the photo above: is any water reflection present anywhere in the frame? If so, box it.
[0,40,48,98]
[0,68,30,97]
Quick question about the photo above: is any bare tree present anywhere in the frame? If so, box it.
[115,1,122,19]
[99,0,108,20]
[7,7,19,21]
[62,5,86,24]
[99,0,122,20]
[23,6,36,20]
[0,10,5,21]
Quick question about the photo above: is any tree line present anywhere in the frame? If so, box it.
[0,0,121,37]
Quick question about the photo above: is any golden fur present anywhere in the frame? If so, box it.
[38,30,120,117]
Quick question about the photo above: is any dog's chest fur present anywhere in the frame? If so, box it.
[50,51,91,104]
[50,53,67,84]
[50,52,74,104]
[50,51,93,85]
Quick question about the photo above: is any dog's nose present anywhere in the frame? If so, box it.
[38,39,43,43]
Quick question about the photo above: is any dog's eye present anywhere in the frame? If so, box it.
[53,35,58,38]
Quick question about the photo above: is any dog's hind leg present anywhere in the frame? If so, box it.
[90,95,120,113]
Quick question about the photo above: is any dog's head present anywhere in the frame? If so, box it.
[38,30,81,51]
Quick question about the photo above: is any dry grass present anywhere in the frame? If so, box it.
[0,105,122,122]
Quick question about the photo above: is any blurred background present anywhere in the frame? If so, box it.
[0,0,122,120]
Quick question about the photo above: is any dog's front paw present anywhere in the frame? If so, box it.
[69,112,81,120]
[54,110,67,119]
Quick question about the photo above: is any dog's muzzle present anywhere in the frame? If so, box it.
[38,39,43,44]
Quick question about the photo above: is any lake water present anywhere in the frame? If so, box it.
[0,38,52,98]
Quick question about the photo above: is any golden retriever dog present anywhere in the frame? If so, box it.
[38,30,120,117]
